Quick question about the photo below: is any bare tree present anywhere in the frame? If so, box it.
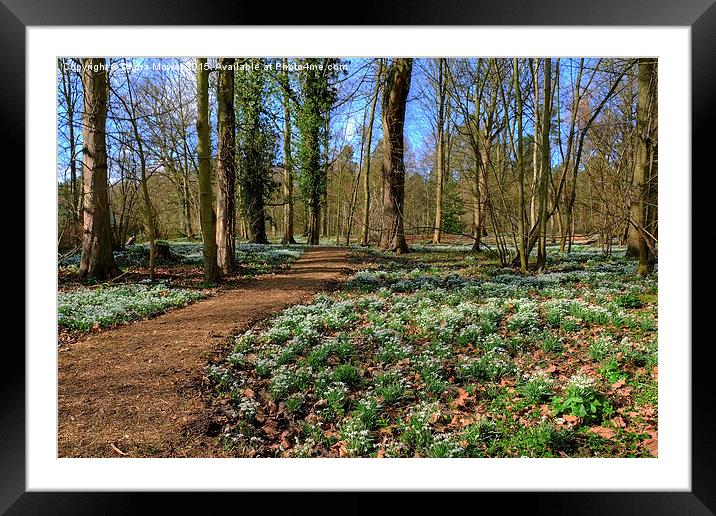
[379,58,412,254]
[112,60,159,281]
[216,58,237,274]
[514,58,528,273]
[280,58,297,244]
[78,58,119,280]
[432,58,447,244]
[196,58,220,283]
[536,58,552,273]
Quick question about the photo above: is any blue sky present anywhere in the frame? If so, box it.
[58,57,628,182]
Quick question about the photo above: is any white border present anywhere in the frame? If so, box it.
[27,27,691,491]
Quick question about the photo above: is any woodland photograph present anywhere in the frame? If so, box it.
[57,56,658,459]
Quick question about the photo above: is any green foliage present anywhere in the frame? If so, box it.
[285,393,305,413]
[439,180,467,236]
[518,373,555,405]
[458,349,516,381]
[590,336,616,361]
[400,402,438,452]
[333,363,362,387]
[614,292,644,309]
[295,58,341,215]
[552,375,611,423]
[375,371,408,405]
[339,418,374,456]
[324,382,349,417]
[540,332,563,354]
[599,359,628,384]
[58,284,203,331]
[353,396,382,429]
[506,422,573,457]
[235,58,279,221]
[210,244,657,458]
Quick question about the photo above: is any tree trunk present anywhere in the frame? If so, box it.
[530,59,540,229]
[360,61,382,246]
[335,161,343,245]
[59,61,81,231]
[196,58,220,283]
[536,58,552,273]
[432,58,445,244]
[281,59,297,245]
[320,117,330,239]
[216,58,237,274]
[118,63,157,282]
[78,58,118,280]
[471,153,482,252]
[514,58,528,273]
[633,58,657,275]
[308,203,320,245]
[182,168,194,238]
[379,58,412,254]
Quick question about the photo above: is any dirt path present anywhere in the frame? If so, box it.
[58,247,352,457]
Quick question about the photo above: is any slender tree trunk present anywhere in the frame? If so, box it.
[335,161,343,245]
[196,58,220,283]
[472,59,496,251]
[182,168,193,238]
[320,117,329,240]
[345,107,370,246]
[138,156,156,281]
[216,58,237,274]
[432,58,445,244]
[117,64,157,282]
[530,59,540,228]
[471,153,482,251]
[536,58,552,273]
[60,62,81,230]
[476,136,491,245]
[281,59,297,244]
[379,58,412,254]
[78,58,118,280]
[471,76,483,253]
[360,61,382,246]
[514,58,528,273]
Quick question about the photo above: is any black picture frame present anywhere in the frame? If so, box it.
[6,1,713,513]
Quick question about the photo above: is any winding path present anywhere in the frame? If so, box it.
[58,247,352,457]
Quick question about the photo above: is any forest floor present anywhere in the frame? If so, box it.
[208,244,658,458]
[58,247,353,457]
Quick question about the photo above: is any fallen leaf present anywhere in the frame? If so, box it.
[611,416,627,428]
[563,415,579,423]
[589,426,616,439]
[611,379,626,389]
[453,388,469,408]
[643,433,658,456]
[262,421,277,437]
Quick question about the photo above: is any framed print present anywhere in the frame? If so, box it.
[6,0,714,513]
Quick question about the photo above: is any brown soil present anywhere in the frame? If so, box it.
[58,247,353,457]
